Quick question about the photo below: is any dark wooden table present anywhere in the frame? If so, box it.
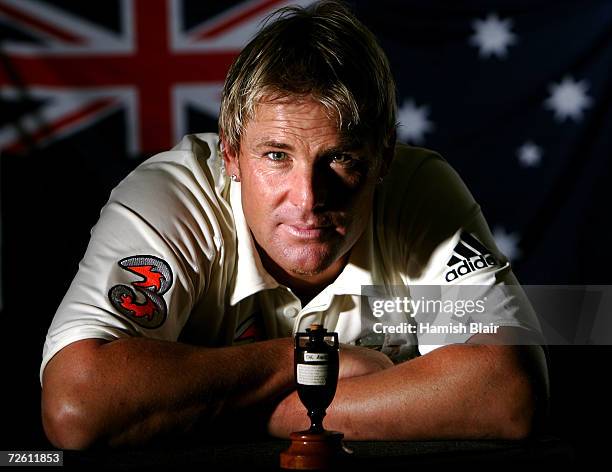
[62,435,573,470]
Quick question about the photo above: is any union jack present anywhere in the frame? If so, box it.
[0,0,314,157]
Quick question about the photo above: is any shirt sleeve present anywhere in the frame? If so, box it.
[384,147,542,355]
[40,140,227,382]
[413,210,542,355]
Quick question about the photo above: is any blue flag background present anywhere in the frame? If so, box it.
[351,0,612,286]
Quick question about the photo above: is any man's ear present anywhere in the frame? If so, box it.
[220,135,240,180]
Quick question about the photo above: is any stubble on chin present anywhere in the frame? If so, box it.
[278,240,339,277]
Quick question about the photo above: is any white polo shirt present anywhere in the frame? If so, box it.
[40,133,540,381]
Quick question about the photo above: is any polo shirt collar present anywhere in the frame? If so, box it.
[326,213,376,296]
[228,182,279,306]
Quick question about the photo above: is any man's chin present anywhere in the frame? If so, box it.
[280,245,340,277]
[283,257,332,277]
[286,264,327,277]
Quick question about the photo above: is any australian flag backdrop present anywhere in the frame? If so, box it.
[0,0,611,452]
[1,0,612,316]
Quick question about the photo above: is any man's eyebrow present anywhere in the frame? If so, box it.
[254,140,365,155]
[321,145,362,155]
[255,140,294,150]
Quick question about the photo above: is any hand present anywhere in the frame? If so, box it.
[338,343,394,379]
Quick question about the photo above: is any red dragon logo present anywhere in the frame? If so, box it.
[108,255,173,329]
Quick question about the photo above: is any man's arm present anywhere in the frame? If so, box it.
[42,337,297,449]
[41,337,393,449]
[268,328,549,440]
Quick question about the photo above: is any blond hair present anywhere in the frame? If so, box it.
[218,0,397,157]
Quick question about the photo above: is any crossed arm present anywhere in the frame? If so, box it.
[41,328,548,449]
[268,333,549,440]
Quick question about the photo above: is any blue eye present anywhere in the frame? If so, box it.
[331,154,356,167]
[266,151,286,161]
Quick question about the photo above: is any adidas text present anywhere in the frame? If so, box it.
[445,254,498,282]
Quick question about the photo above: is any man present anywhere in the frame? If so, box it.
[41,1,548,449]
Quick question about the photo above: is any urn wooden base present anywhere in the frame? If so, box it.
[280,430,350,470]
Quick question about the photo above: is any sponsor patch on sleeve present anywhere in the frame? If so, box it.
[444,231,500,282]
[108,255,173,329]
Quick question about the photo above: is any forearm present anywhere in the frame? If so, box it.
[269,344,545,440]
[42,337,294,448]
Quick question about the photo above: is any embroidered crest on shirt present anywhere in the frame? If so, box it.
[108,255,173,329]
[233,313,265,344]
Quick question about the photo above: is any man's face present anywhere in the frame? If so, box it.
[223,97,382,285]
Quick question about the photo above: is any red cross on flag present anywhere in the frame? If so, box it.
[0,0,314,156]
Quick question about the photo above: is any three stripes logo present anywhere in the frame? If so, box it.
[445,231,500,282]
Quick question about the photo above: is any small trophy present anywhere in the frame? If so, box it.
[280,324,349,470]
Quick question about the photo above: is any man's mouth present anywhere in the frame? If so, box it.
[282,223,336,240]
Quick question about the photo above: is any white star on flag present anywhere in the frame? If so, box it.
[517,141,543,167]
[470,13,517,58]
[493,227,521,261]
[397,99,434,145]
[545,76,593,122]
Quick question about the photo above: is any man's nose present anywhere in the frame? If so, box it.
[288,165,328,212]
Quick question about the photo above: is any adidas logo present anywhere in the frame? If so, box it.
[444,231,499,282]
